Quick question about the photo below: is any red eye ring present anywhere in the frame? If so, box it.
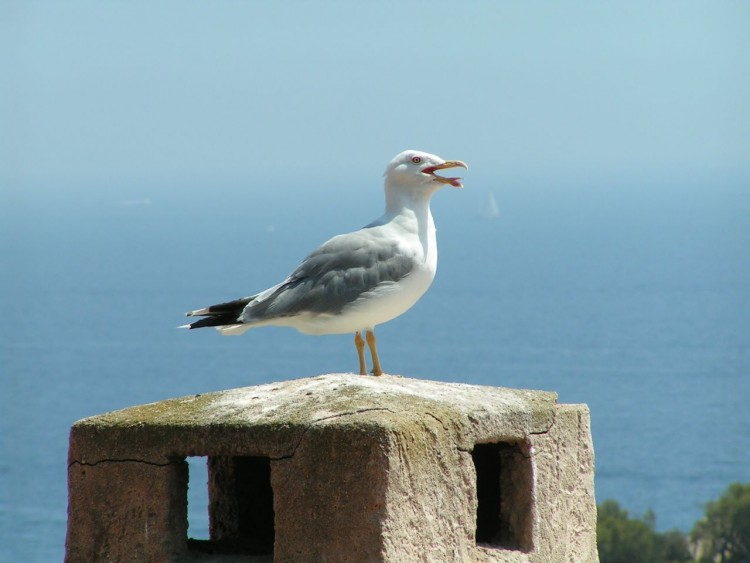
[411,156,422,164]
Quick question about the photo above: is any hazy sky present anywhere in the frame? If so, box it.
[2,1,748,197]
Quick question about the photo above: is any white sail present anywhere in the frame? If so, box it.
[482,192,499,219]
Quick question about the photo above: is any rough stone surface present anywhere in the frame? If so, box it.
[66,459,188,562]
[66,374,598,562]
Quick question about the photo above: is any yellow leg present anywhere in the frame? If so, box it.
[354,331,367,375]
[366,329,383,376]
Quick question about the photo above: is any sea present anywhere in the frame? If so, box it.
[1,175,748,561]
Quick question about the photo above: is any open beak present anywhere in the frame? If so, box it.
[422,160,469,188]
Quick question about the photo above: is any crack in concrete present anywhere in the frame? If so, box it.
[270,407,397,461]
[423,411,465,452]
[529,408,557,436]
[310,406,396,425]
[424,411,450,432]
[68,458,178,469]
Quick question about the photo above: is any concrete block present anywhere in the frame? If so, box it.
[65,374,598,562]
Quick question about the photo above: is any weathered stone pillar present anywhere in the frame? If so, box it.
[65,374,599,562]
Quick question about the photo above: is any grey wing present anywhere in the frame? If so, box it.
[240,229,415,321]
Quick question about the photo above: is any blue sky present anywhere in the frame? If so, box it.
[2,1,748,197]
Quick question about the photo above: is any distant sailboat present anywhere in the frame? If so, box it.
[480,191,500,219]
[120,198,152,207]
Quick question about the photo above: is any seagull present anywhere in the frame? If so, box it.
[182,150,467,376]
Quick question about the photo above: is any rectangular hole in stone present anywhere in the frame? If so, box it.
[472,441,533,552]
[187,456,210,540]
[187,455,275,557]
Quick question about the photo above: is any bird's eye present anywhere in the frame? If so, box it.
[411,156,422,164]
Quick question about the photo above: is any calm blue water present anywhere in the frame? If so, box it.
[1,177,749,561]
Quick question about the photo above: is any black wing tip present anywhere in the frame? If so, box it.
[184,314,243,330]
[182,296,255,329]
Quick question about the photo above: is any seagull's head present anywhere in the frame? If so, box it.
[384,150,468,194]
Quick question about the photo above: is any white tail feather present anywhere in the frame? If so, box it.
[186,307,210,317]
[217,324,252,336]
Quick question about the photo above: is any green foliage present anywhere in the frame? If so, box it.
[659,530,695,563]
[598,483,750,563]
[690,482,750,563]
[597,499,691,563]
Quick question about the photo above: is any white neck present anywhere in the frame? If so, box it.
[384,181,436,216]
[382,181,437,263]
